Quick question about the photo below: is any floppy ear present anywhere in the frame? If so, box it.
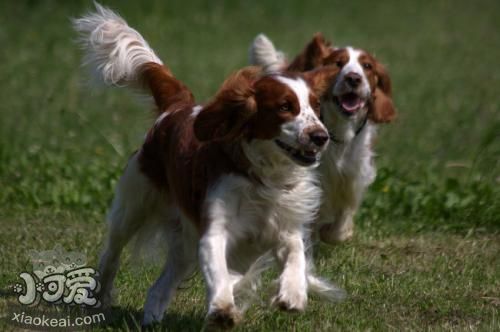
[303,64,340,98]
[194,67,258,142]
[288,33,333,72]
[368,62,396,123]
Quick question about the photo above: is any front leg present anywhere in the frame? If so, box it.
[272,231,308,311]
[199,224,241,329]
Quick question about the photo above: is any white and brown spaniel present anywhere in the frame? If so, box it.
[250,33,396,244]
[74,4,344,328]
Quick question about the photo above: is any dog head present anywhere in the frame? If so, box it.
[288,34,396,124]
[323,47,395,124]
[194,66,339,167]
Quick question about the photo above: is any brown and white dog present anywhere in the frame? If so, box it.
[250,33,396,244]
[74,4,344,328]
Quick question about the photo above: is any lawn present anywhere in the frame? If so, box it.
[0,0,499,331]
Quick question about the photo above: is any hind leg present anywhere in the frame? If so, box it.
[98,214,140,307]
[319,208,355,244]
[142,218,198,326]
[98,154,162,307]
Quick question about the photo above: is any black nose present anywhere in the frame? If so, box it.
[309,130,329,147]
[345,72,362,88]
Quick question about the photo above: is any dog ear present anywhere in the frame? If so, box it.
[288,33,333,72]
[303,64,340,98]
[368,62,396,123]
[194,67,258,142]
[369,88,396,123]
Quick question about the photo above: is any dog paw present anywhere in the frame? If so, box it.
[272,289,307,312]
[205,304,242,330]
[319,222,354,244]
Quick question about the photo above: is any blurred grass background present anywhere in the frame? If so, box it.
[0,0,498,330]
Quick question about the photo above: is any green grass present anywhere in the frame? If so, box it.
[0,0,499,331]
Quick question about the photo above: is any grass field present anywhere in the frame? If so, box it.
[0,0,499,331]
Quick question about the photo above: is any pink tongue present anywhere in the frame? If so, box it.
[341,94,362,112]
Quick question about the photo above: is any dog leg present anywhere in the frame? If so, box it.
[200,226,241,329]
[98,220,138,308]
[98,154,159,307]
[319,208,355,244]
[142,219,198,326]
[272,231,308,311]
[98,201,143,307]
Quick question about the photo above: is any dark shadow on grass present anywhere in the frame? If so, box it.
[103,306,204,331]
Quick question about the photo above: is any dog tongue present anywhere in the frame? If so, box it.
[340,93,362,112]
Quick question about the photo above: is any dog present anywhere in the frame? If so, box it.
[250,33,396,244]
[74,4,344,328]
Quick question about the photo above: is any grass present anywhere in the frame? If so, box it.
[0,0,499,330]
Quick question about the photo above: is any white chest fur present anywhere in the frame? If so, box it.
[205,171,320,273]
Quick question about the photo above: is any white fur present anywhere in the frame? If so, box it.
[153,111,170,127]
[276,77,311,112]
[98,154,178,308]
[317,113,376,243]
[72,2,162,87]
[202,152,321,311]
[249,34,285,73]
[190,105,203,118]
[250,37,379,243]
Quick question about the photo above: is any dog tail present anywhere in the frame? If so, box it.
[233,252,275,311]
[231,252,346,309]
[73,2,193,112]
[249,34,286,73]
[307,273,346,303]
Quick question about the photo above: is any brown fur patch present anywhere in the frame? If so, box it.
[288,32,332,71]
[140,62,194,112]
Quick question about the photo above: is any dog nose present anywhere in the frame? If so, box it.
[309,130,329,147]
[345,72,362,88]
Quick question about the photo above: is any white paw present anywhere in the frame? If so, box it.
[272,288,307,312]
[319,222,354,244]
[205,303,242,330]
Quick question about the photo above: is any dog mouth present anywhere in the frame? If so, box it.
[275,140,319,167]
[335,92,366,116]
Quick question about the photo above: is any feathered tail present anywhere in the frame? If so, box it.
[73,2,193,112]
[249,34,286,73]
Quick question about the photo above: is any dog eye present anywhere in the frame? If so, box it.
[362,63,372,70]
[335,61,344,68]
[279,102,292,112]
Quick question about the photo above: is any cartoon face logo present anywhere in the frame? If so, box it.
[61,251,87,271]
[28,245,88,279]
[28,245,66,280]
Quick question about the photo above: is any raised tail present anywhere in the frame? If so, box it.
[73,2,193,112]
[248,34,286,73]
